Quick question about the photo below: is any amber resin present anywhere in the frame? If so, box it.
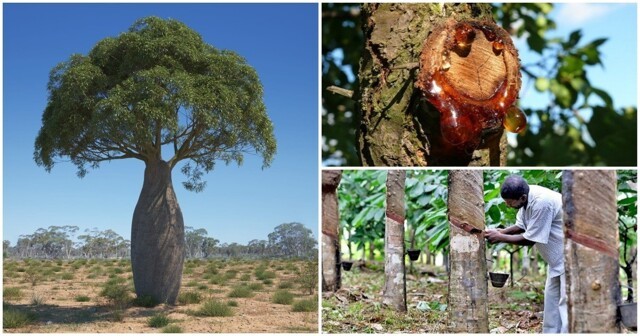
[416,19,524,152]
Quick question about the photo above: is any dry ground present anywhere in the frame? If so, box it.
[3,258,318,333]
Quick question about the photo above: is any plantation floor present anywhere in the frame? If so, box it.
[3,259,317,333]
[322,262,634,333]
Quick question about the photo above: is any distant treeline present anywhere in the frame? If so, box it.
[3,222,317,260]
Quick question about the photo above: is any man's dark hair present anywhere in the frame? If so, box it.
[500,175,530,200]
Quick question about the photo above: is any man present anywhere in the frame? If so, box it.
[484,175,567,334]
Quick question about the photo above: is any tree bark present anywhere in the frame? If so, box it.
[563,170,621,333]
[447,170,488,332]
[322,170,342,292]
[131,159,185,304]
[357,3,508,166]
[382,170,407,312]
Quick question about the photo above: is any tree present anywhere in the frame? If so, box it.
[185,227,209,259]
[323,4,636,166]
[322,170,342,292]
[563,170,620,332]
[382,170,407,311]
[34,17,276,304]
[447,170,488,332]
[267,222,316,259]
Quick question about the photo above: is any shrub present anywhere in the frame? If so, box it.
[208,275,226,285]
[197,300,233,317]
[100,277,130,306]
[148,313,170,328]
[178,291,202,305]
[30,293,46,306]
[197,284,208,291]
[227,300,238,307]
[278,281,294,289]
[240,274,251,281]
[61,272,74,280]
[248,283,263,291]
[272,290,294,305]
[262,279,273,285]
[75,295,91,302]
[133,295,158,308]
[162,325,183,333]
[256,270,276,281]
[292,299,317,312]
[3,287,23,301]
[297,261,318,295]
[3,308,35,328]
[227,286,254,298]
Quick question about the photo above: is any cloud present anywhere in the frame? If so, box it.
[556,3,623,26]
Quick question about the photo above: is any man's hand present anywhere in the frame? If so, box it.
[484,229,504,244]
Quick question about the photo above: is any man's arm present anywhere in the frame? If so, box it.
[500,225,526,235]
[484,229,535,246]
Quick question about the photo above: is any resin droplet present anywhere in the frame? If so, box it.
[492,40,504,53]
[482,28,497,41]
[455,23,475,47]
[441,54,451,71]
[503,106,527,133]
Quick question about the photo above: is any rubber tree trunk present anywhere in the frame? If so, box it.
[447,170,488,332]
[382,170,407,312]
[563,170,621,333]
[322,170,342,292]
[357,3,507,166]
[131,159,185,304]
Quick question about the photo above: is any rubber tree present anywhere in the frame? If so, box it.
[357,3,516,166]
[322,170,342,292]
[447,170,488,332]
[34,17,276,304]
[382,170,407,312]
[563,170,620,332]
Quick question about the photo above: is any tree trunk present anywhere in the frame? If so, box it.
[357,3,509,166]
[131,159,185,304]
[521,246,530,276]
[322,170,342,292]
[447,170,488,332]
[382,170,407,312]
[563,170,620,332]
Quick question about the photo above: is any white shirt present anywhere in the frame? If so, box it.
[515,185,565,277]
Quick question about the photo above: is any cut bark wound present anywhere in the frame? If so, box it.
[322,170,342,292]
[563,170,620,333]
[416,19,522,154]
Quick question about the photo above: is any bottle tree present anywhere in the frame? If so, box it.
[34,17,276,304]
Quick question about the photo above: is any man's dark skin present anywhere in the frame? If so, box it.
[483,193,536,246]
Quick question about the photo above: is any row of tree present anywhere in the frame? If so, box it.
[4,222,317,260]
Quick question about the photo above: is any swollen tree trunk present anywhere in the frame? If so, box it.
[131,159,185,304]
[563,170,620,333]
[382,170,407,312]
[447,170,488,332]
[322,170,342,292]
[357,3,508,166]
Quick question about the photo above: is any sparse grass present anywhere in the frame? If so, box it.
[61,272,74,280]
[3,287,24,301]
[248,282,263,291]
[30,292,46,306]
[132,294,158,308]
[256,270,276,281]
[240,274,251,281]
[162,325,183,333]
[178,291,202,305]
[227,300,238,307]
[262,279,274,285]
[196,299,233,317]
[272,290,294,305]
[100,277,131,306]
[148,313,171,328]
[197,284,208,291]
[3,307,36,328]
[227,285,254,298]
[75,295,91,302]
[186,280,199,287]
[278,281,294,289]
[292,299,317,312]
[208,274,226,285]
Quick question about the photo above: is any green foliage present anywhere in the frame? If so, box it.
[3,308,36,328]
[100,277,131,306]
[148,313,171,328]
[227,285,254,298]
[292,299,318,312]
[162,325,183,333]
[297,261,318,295]
[35,16,276,189]
[178,291,202,305]
[75,295,91,302]
[3,287,24,301]
[196,299,233,317]
[322,4,636,166]
[132,294,159,308]
[227,300,239,307]
[272,290,295,305]
[278,281,294,289]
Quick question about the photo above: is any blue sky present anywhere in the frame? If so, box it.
[3,3,319,245]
